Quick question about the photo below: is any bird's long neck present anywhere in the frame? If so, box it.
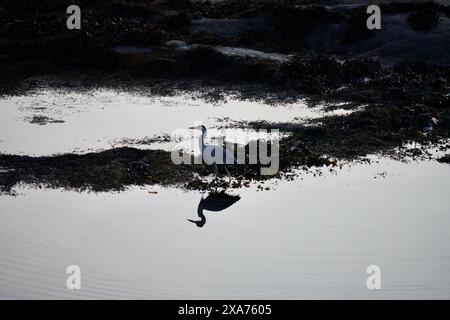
[197,199,205,220]
[200,131,206,151]
[195,130,206,155]
[191,199,205,227]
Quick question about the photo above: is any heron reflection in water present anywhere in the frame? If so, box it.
[188,192,241,228]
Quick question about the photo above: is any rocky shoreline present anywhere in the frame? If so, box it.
[1,0,450,194]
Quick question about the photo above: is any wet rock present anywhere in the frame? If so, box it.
[180,45,229,76]
[118,26,166,47]
[0,147,195,194]
[159,11,192,30]
[191,0,265,19]
[272,5,342,46]
[167,0,193,11]
[1,0,74,14]
[438,154,450,164]
[165,40,189,49]
[408,8,440,32]
[2,0,450,89]
[191,17,272,38]
[278,54,381,93]
[28,115,65,125]
[101,0,161,17]
[124,55,183,78]
[341,8,376,44]
[113,134,172,146]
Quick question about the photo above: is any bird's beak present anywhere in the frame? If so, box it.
[187,219,205,228]
[188,126,195,129]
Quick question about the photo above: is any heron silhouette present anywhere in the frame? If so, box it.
[188,192,241,227]
[188,125,235,178]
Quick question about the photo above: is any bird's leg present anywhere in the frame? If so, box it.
[214,163,219,176]
[224,165,231,184]
[214,163,219,192]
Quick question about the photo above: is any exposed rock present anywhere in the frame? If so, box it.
[438,154,450,164]
[408,8,440,32]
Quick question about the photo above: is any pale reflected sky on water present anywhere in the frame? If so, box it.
[1,158,449,299]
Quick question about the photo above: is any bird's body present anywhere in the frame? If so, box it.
[203,144,236,165]
[188,192,241,227]
[201,192,241,212]
[190,125,236,165]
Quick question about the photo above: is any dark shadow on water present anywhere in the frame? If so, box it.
[188,191,241,228]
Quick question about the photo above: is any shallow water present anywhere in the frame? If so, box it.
[1,158,449,299]
[1,89,449,299]
[0,89,351,156]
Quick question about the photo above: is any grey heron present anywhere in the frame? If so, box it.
[188,124,235,177]
[188,192,241,227]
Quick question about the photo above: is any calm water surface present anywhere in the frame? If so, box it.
[0,159,449,299]
[0,89,352,156]
[0,90,449,299]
